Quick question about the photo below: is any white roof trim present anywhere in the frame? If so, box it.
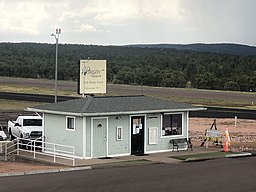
[26,107,206,117]
[26,108,82,116]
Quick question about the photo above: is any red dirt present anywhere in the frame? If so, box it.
[0,161,65,174]
[189,118,256,151]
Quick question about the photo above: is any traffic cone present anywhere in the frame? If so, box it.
[223,141,228,152]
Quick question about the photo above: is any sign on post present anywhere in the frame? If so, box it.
[205,129,220,148]
[206,129,220,137]
[78,60,107,94]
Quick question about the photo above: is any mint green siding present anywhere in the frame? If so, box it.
[145,112,189,153]
[85,117,91,158]
[44,114,83,157]
[107,115,130,156]
[86,115,130,158]
[43,111,190,158]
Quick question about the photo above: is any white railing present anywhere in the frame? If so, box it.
[4,137,76,166]
[4,141,17,161]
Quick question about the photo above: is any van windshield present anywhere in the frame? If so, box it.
[23,119,42,126]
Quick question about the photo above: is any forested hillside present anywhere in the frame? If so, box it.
[0,42,256,92]
[128,43,256,56]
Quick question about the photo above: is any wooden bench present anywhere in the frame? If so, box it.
[170,138,193,152]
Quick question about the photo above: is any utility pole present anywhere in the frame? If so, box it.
[51,29,61,103]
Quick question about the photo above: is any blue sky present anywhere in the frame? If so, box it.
[1,0,256,46]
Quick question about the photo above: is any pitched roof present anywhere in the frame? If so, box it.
[27,95,205,116]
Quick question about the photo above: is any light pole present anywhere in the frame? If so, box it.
[51,29,61,103]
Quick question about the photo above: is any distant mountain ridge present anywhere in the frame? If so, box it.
[127,43,256,56]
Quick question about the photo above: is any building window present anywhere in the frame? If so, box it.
[162,114,182,136]
[66,116,75,131]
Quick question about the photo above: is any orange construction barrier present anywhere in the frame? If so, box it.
[223,141,228,152]
[223,128,230,152]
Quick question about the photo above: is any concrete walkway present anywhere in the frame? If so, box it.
[1,146,252,178]
[15,146,221,167]
[75,146,221,167]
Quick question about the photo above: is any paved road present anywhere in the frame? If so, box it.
[190,107,256,119]
[1,76,256,103]
[1,77,256,126]
[0,92,256,128]
[0,157,255,192]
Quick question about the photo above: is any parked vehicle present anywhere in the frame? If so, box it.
[8,115,42,140]
[0,124,7,141]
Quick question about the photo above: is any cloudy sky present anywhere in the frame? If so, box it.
[0,0,256,46]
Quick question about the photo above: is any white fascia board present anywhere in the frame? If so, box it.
[26,108,83,116]
[26,107,206,117]
[81,107,206,116]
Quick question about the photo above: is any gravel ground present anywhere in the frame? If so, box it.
[0,161,65,174]
[189,118,256,152]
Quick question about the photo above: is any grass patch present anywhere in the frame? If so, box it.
[0,85,77,97]
[91,159,155,169]
[162,96,256,110]
[0,99,45,110]
[0,85,53,95]
[1,78,256,109]
[172,151,240,161]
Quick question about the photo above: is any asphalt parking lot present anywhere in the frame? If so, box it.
[0,156,255,192]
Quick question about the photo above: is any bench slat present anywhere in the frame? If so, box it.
[170,138,192,152]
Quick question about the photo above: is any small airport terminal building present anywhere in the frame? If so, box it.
[27,95,204,159]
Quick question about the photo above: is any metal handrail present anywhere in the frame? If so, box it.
[3,141,17,161]
[4,137,75,166]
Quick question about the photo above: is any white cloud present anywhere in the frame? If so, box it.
[59,0,185,25]
[75,24,96,32]
[0,0,256,46]
[0,1,50,35]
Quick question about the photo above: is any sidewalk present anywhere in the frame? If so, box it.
[2,146,251,177]
[16,146,221,167]
[75,146,221,167]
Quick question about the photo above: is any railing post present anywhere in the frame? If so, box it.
[73,147,75,166]
[5,139,75,166]
[5,143,7,161]
[17,138,19,155]
[31,141,33,151]
[33,140,36,159]
[54,144,56,163]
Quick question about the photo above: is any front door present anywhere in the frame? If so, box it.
[92,118,107,158]
[131,116,145,155]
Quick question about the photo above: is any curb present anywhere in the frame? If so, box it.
[185,156,215,162]
[244,150,256,156]
[225,152,252,158]
[0,166,92,177]
[90,159,161,169]
[184,152,253,162]
[24,169,61,175]
[0,172,25,177]
[59,166,92,172]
